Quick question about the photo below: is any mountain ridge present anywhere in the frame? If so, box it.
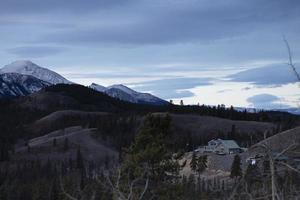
[0,60,72,85]
[0,73,51,98]
[90,83,168,105]
[0,60,167,106]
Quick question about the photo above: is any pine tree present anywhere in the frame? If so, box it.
[50,178,60,200]
[186,174,196,200]
[0,140,9,161]
[53,138,57,147]
[180,100,184,106]
[63,138,69,152]
[230,155,242,180]
[104,154,109,169]
[27,145,31,153]
[244,163,261,186]
[262,160,270,176]
[230,124,236,138]
[124,114,180,180]
[76,148,84,169]
[80,170,85,190]
[196,155,207,176]
[190,152,197,172]
[221,180,225,191]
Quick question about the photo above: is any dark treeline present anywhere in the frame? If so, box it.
[0,154,112,199]
[43,84,299,125]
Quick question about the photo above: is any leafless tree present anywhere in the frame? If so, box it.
[60,167,150,200]
[228,141,300,200]
[98,168,150,200]
[283,37,300,82]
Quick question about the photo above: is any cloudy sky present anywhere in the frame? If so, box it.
[0,0,299,109]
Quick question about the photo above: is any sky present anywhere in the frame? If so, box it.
[0,0,300,109]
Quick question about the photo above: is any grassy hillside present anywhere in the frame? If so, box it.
[20,111,277,153]
[13,126,118,166]
[249,126,300,155]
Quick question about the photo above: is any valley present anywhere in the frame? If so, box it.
[0,61,299,200]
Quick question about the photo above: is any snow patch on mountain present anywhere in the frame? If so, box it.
[0,60,71,85]
[90,83,106,92]
[90,83,168,105]
[108,84,138,95]
[0,73,50,98]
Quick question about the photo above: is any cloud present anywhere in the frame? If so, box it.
[0,0,299,109]
[130,77,212,99]
[247,93,290,109]
[242,87,252,90]
[0,0,132,14]
[228,63,300,86]
[217,89,232,93]
[33,0,300,46]
[64,73,160,79]
[6,46,65,58]
[1,0,300,68]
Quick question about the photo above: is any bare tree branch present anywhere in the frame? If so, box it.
[277,161,300,174]
[138,178,149,200]
[274,143,299,159]
[283,36,300,82]
[60,176,79,200]
[228,178,243,200]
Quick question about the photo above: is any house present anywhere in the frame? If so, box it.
[200,139,242,155]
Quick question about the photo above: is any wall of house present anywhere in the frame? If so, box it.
[214,144,228,154]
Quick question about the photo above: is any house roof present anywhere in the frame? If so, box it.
[208,139,240,149]
[220,140,240,149]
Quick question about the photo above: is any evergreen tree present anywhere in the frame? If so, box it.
[230,124,236,138]
[262,160,270,175]
[244,163,261,187]
[27,145,31,153]
[80,170,85,190]
[63,138,69,152]
[104,154,110,169]
[196,155,207,176]
[76,148,84,169]
[0,140,9,162]
[50,178,60,200]
[190,152,197,172]
[221,180,225,191]
[180,100,184,106]
[230,155,242,180]
[53,138,57,147]
[186,174,196,200]
[124,114,180,180]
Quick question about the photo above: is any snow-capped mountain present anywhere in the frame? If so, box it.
[0,60,71,85]
[90,83,106,92]
[107,84,138,95]
[0,61,167,104]
[0,73,51,98]
[90,83,168,105]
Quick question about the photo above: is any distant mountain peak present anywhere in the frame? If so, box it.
[6,60,35,66]
[90,83,106,92]
[108,84,138,95]
[90,83,167,105]
[1,60,72,85]
[2,60,40,72]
